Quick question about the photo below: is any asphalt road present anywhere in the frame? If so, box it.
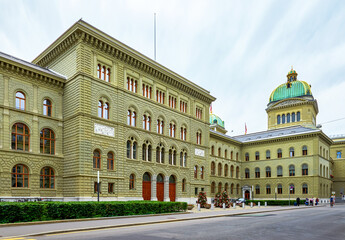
[5,205,345,240]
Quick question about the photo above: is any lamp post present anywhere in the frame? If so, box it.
[252,185,254,201]
[275,187,277,200]
[97,171,100,202]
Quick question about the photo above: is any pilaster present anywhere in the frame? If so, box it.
[151,174,158,201]
[164,176,170,202]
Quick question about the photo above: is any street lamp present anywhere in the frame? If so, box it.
[275,187,277,200]
[97,171,100,202]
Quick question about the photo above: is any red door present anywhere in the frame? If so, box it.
[157,182,164,201]
[142,181,151,200]
[245,190,250,200]
[169,183,176,202]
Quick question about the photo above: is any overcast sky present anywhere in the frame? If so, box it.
[1,0,345,136]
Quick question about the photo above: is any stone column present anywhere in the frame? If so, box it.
[242,188,245,199]
[151,175,158,201]
[164,176,170,202]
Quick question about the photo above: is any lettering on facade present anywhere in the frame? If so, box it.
[94,123,114,137]
[195,148,205,157]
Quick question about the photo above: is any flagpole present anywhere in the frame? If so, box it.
[154,13,156,61]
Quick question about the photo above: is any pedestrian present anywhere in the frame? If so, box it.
[296,197,300,206]
[305,197,309,206]
[330,196,334,207]
[316,198,319,206]
[310,197,313,206]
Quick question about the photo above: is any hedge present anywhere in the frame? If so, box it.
[0,201,187,224]
[246,200,306,206]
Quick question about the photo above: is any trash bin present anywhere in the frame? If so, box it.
[294,202,297,206]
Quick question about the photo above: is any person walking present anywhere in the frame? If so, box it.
[296,197,300,206]
[330,196,334,207]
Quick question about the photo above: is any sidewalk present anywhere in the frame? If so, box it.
[0,204,324,239]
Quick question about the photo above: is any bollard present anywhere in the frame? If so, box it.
[265,202,267,207]
[251,202,253,208]
[197,204,201,211]
[233,203,236,209]
[211,203,215,210]
[258,202,261,208]
[223,203,226,209]
[242,202,245,208]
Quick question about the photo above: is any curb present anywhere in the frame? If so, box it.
[0,205,324,239]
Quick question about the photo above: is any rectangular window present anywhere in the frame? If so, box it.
[142,83,152,99]
[169,95,177,109]
[108,183,114,193]
[126,77,137,93]
[156,90,165,104]
[337,151,342,159]
[195,187,198,195]
[196,107,203,119]
[94,182,101,194]
[180,100,187,113]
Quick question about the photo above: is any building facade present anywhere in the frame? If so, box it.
[0,20,343,202]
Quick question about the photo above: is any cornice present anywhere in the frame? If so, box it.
[33,20,216,104]
[266,98,318,113]
[209,131,242,146]
[241,132,319,146]
[0,57,65,88]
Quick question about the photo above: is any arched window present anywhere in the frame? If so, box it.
[277,184,283,194]
[230,165,234,178]
[289,147,295,157]
[236,184,240,194]
[126,139,137,159]
[225,183,229,193]
[157,119,164,134]
[266,184,271,194]
[180,151,187,167]
[225,149,228,159]
[255,167,260,178]
[224,164,228,177]
[245,152,249,161]
[40,167,55,189]
[218,163,222,176]
[40,128,55,155]
[196,131,202,145]
[282,114,286,124]
[277,149,282,158]
[231,183,234,194]
[127,110,136,126]
[277,115,281,124]
[326,167,329,178]
[156,145,165,163]
[277,166,283,177]
[129,174,135,190]
[102,66,106,80]
[266,167,271,177]
[180,126,187,141]
[292,112,296,122]
[218,147,221,157]
[231,151,233,160]
[297,111,301,121]
[97,64,101,79]
[236,152,239,161]
[287,113,290,123]
[107,152,114,170]
[302,184,308,194]
[255,151,260,160]
[236,166,239,178]
[169,122,176,137]
[93,150,101,169]
[245,168,250,178]
[12,123,30,151]
[211,182,216,194]
[211,146,214,155]
[289,165,295,176]
[16,91,26,110]
[182,179,186,192]
[211,162,215,175]
[201,166,204,179]
[12,164,29,188]
[218,182,222,193]
[43,99,52,116]
[255,185,260,194]
[302,164,308,175]
[302,146,308,155]
[266,150,270,159]
[194,165,198,179]
[169,148,177,165]
[142,142,152,162]
[289,184,295,194]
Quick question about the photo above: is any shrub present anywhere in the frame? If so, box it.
[0,201,187,224]
[214,191,231,208]
[196,191,208,207]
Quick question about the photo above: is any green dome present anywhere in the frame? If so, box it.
[269,80,312,103]
[210,114,225,128]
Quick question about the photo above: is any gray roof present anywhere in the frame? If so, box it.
[233,126,320,143]
[211,125,320,143]
[0,51,66,79]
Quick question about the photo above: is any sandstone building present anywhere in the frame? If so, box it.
[0,20,344,202]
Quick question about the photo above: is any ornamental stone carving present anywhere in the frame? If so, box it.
[94,123,114,137]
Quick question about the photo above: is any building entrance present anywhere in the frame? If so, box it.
[142,172,151,200]
[156,174,164,201]
[169,175,176,202]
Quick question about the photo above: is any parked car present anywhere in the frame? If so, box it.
[236,198,246,204]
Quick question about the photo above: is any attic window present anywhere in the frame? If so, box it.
[213,119,218,124]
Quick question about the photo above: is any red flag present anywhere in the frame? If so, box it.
[245,123,247,135]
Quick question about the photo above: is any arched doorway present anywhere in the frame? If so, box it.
[169,175,176,202]
[156,174,164,201]
[142,172,151,200]
[245,190,250,200]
